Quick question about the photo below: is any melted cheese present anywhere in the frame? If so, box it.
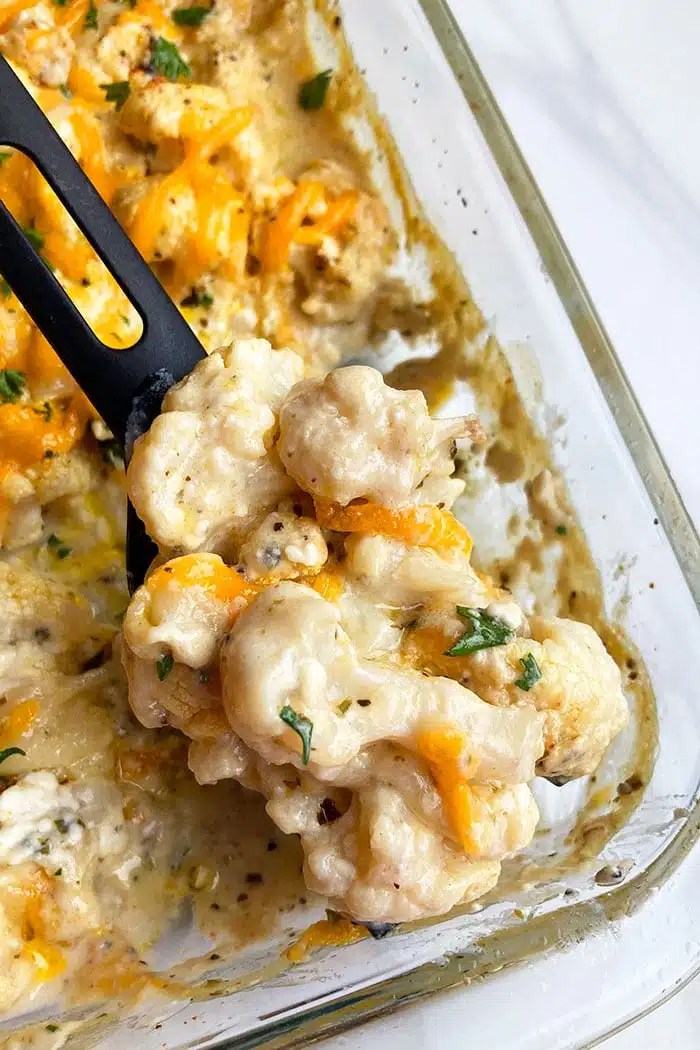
[417,727,477,853]
[148,553,260,605]
[314,500,474,557]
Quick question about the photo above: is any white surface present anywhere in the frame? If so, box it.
[320,1,700,1047]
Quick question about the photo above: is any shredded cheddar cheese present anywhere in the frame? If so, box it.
[0,699,40,746]
[310,570,344,602]
[261,179,324,272]
[294,190,358,245]
[417,727,477,853]
[147,553,260,605]
[284,917,366,963]
[314,500,473,557]
[22,939,67,981]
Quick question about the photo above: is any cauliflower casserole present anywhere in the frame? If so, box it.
[0,0,633,1029]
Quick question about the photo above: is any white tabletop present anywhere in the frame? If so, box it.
[321,1,700,1046]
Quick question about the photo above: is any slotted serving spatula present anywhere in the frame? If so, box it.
[0,56,206,591]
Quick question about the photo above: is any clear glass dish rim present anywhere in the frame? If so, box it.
[181,3,700,1046]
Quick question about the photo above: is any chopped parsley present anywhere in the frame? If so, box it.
[180,289,213,308]
[46,1024,60,1033]
[22,225,44,251]
[444,606,514,656]
[336,698,352,716]
[98,436,124,467]
[172,5,210,26]
[47,533,72,559]
[54,817,70,834]
[0,369,26,402]
[156,653,174,681]
[514,653,542,691]
[279,705,313,765]
[0,747,26,765]
[0,151,11,166]
[555,524,568,536]
[101,81,130,111]
[0,279,10,299]
[149,37,191,81]
[51,0,68,5]
[59,83,72,99]
[84,0,98,28]
[298,68,332,111]
[33,401,53,422]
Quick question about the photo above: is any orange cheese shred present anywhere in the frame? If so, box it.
[147,553,260,606]
[285,917,367,963]
[417,727,476,854]
[314,500,473,557]
[0,699,40,746]
[0,0,36,30]
[22,939,67,981]
[294,190,358,245]
[0,400,83,474]
[261,180,325,273]
[310,570,344,603]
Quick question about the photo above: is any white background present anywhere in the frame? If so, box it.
[322,1,700,1046]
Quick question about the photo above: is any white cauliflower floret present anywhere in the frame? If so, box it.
[221,582,544,781]
[345,534,490,610]
[122,554,241,668]
[127,339,303,554]
[277,366,476,507]
[467,617,629,778]
[238,507,327,581]
[273,782,502,923]
[0,3,75,86]
[122,641,223,733]
[0,562,95,681]
[118,82,231,144]
[288,162,395,325]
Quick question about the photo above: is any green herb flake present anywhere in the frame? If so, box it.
[47,533,72,559]
[279,705,313,764]
[98,437,124,467]
[22,225,44,251]
[52,0,67,6]
[555,524,567,536]
[180,289,213,308]
[46,1024,60,1032]
[33,401,53,422]
[59,83,72,98]
[156,653,174,681]
[514,653,542,692]
[444,606,515,657]
[0,369,26,403]
[298,68,332,111]
[101,81,130,111]
[149,36,191,81]
[0,279,10,299]
[54,817,70,834]
[172,5,210,26]
[337,698,352,716]
[0,151,12,166]
[0,747,26,765]
[84,0,98,28]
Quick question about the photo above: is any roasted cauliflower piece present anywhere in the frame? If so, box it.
[0,3,74,86]
[467,616,628,778]
[118,82,232,145]
[127,339,303,554]
[221,581,545,781]
[277,366,476,507]
[238,506,328,581]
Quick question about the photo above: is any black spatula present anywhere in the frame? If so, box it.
[0,56,206,591]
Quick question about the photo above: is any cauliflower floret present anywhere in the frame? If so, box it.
[91,16,151,81]
[238,507,327,581]
[118,82,232,144]
[0,297,32,372]
[345,534,490,610]
[277,366,476,507]
[0,562,96,681]
[0,3,75,86]
[221,581,544,781]
[127,339,304,554]
[33,446,100,506]
[122,641,223,733]
[122,554,242,668]
[467,617,628,778]
[274,782,502,923]
[112,176,198,264]
[288,162,395,325]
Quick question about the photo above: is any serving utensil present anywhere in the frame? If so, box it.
[0,56,206,591]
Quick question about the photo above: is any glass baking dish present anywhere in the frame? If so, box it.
[10,0,700,1046]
